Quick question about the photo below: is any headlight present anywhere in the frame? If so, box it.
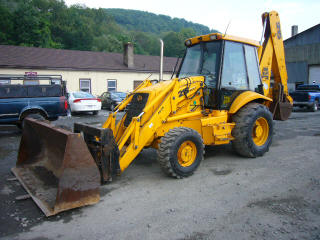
[209,34,217,40]
[209,34,222,40]
[185,40,192,47]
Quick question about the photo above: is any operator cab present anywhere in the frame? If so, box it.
[177,33,263,110]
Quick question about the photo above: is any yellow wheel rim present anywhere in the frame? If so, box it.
[252,117,269,146]
[177,141,197,167]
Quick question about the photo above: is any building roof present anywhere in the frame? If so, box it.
[284,24,320,47]
[0,45,179,73]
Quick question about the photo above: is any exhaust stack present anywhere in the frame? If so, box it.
[159,39,164,81]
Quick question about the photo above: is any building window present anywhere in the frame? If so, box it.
[133,80,143,90]
[80,79,91,93]
[108,79,117,92]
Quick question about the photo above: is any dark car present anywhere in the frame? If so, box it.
[291,84,320,112]
[100,92,127,111]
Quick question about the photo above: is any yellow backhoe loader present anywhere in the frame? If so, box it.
[12,11,292,216]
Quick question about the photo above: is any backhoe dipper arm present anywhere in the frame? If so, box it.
[258,11,293,120]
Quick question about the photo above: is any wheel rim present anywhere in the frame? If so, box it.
[177,141,197,167]
[252,117,269,146]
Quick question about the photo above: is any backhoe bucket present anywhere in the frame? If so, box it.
[12,118,100,216]
[273,101,293,121]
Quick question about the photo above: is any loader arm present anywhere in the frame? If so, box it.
[103,77,204,172]
[258,11,293,120]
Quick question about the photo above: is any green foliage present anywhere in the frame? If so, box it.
[0,0,218,57]
[105,8,215,36]
[162,28,198,57]
[13,1,52,47]
[0,4,14,44]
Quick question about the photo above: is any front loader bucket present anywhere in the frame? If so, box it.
[12,118,100,216]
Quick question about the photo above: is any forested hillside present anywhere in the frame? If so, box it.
[104,8,212,35]
[0,0,218,57]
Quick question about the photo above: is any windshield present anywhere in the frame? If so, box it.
[73,92,94,98]
[111,92,126,98]
[178,41,222,88]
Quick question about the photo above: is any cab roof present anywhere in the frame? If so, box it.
[185,33,260,47]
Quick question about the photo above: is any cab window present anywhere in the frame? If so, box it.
[244,45,262,92]
[221,41,248,90]
[178,44,201,78]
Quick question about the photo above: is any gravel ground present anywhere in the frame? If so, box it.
[0,109,319,240]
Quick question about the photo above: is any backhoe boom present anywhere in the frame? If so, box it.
[258,11,293,120]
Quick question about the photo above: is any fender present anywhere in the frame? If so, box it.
[19,106,49,120]
[229,91,272,114]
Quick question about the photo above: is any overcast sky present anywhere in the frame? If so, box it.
[64,0,320,41]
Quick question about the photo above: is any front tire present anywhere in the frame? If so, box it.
[157,127,204,178]
[232,103,273,158]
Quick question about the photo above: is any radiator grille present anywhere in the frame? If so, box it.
[124,93,149,127]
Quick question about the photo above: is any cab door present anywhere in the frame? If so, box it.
[218,41,262,109]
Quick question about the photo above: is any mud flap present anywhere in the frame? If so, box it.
[12,118,101,216]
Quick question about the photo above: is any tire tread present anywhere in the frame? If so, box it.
[232,103,273,158]
[157,127,204,178]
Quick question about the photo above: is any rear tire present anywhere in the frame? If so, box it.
[20,113,45,129]
[232,103,273,158]
[92,111,99,115]
[157,127,204,178]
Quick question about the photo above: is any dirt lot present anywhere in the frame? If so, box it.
[0,109,319,240]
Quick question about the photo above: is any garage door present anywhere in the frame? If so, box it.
[309,65,320,84]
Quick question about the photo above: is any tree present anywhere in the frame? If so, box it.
[0,4,14,44]
[163,28,196,57]
[13,1,52,47]
[92,34,123,53]
[0,0,218,57]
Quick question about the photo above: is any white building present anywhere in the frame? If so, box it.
[0,43,178,95]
